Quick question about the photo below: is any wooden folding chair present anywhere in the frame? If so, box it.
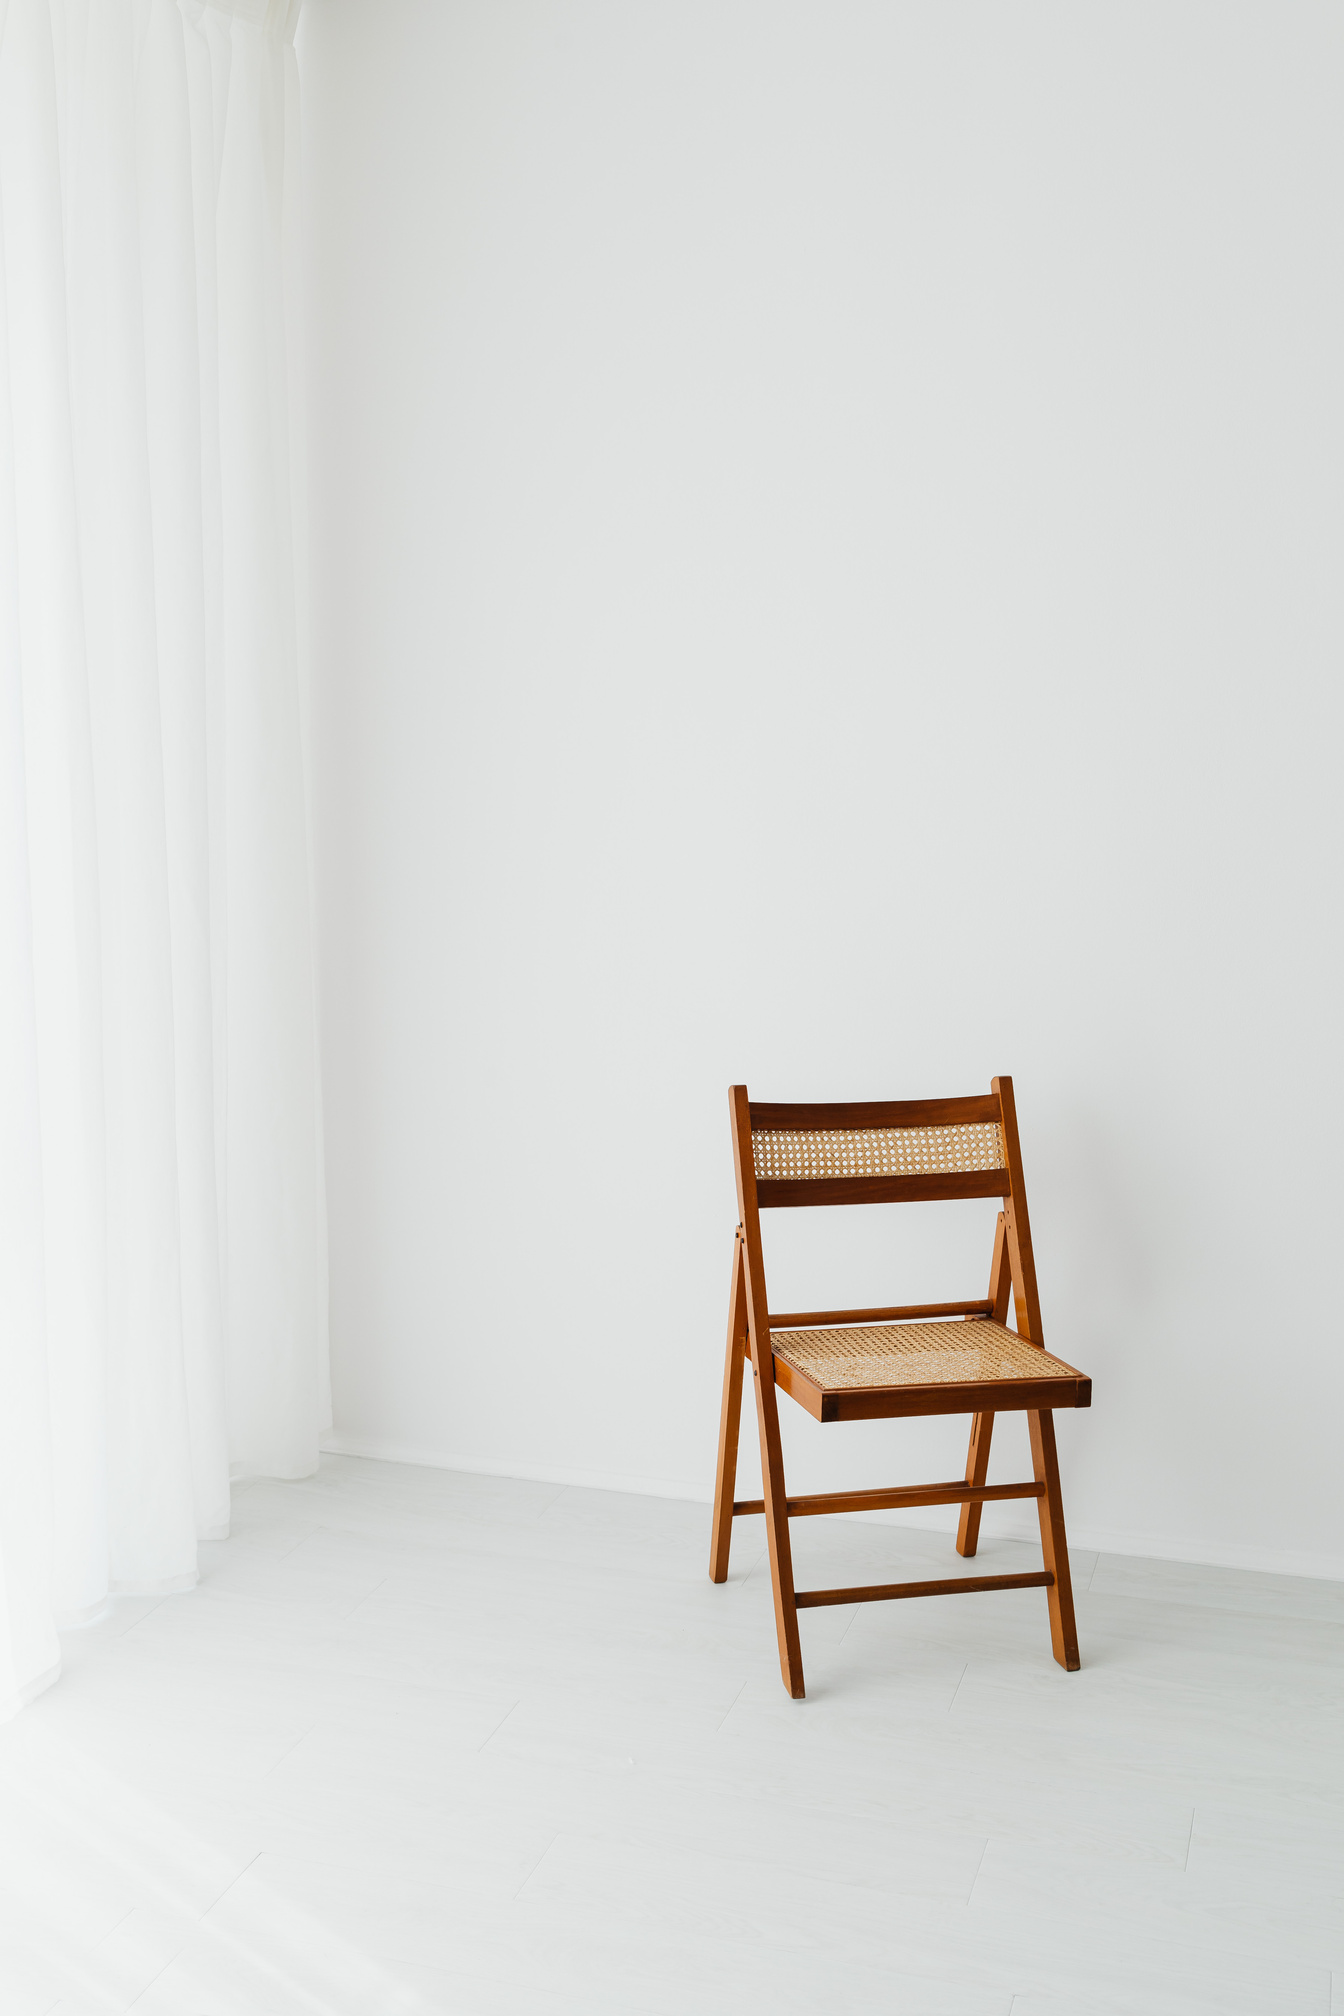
[710,1078,1091,1698]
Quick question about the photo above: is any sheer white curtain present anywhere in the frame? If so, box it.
[0,0,328,1718]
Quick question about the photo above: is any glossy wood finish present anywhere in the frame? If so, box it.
[957,1211,1012,1558]
[749,1094,1001,1131]
[770,1299,994,1328]
[996,1074,1081,1670]
[708,1238,748,1584]
[995,1074,1045,1344]
[986,1208,1013,1327]
[733,1479,1045,1519]
[713,1076,1089,1692]
[729,1085,804,1699]
[1030,1406,1081,1670]
[796,1571,1054,1608]
[757,1168,1010,1210]
[771,1352,1091,1423]
[954,1408,996,1558]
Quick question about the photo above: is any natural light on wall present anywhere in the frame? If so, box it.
[0,0,328,1719]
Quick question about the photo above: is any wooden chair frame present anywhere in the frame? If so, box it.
[709,1077,1089,1698]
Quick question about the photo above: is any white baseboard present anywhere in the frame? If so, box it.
[839,1500,1344,1583]
[317,1430,1344,1585]
[318,1430,710,1507]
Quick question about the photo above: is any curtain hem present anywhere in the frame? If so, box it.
[55,1599,113,1630]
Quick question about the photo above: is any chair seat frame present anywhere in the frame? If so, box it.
[709,1077,1088,1698]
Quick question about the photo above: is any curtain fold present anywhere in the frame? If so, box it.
[0,0,326,1716]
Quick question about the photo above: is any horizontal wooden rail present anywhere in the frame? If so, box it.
[732,1479,1044,1520]
[769,1300,993,1329]
[756,1169,1011,1210]
[750,1095,1001,1132]
[796,1571,1054,1609]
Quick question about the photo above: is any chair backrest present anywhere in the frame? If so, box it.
[747,1095,1010,1208]
[728,1077,1044,1343]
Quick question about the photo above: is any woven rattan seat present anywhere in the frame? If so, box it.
[711,1079,1092,1698]
[771,1319,1085,1393]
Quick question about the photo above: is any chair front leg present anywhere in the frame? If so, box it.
[1028,1409,1081,1671]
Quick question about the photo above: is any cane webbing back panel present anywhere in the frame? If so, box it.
[752,1122,1006,1185]
[771,1319,1079,1393]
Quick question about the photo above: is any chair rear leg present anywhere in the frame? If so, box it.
[709,1238,748,1583]
[752,1345,805,1699]
[956,1410,995,1557]
[1028,1409,1080,1671]
[960,1209,1012,1558]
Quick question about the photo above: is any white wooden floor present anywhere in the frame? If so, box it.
[2,1455,1341,2015]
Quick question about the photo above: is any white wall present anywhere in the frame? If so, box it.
[299,0,1344,1576]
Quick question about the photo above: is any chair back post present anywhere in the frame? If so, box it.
[993,1075,1044,1345]
[728,1083,805,1698]
[728,1084,771,1363]
[986,1210,1012,1323]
